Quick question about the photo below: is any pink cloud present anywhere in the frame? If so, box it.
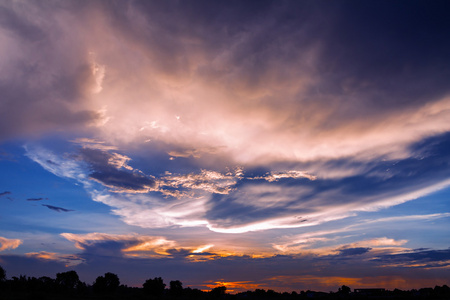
[0,236,22,251]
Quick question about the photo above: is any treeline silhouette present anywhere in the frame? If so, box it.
[0,265,449,300]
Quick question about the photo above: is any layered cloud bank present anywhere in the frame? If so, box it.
[1,230,449,292]
[2,1,450,161]
[24,132,450,234]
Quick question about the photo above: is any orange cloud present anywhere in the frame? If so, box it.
[0,236,22,251]
[61,232,177,256]
[203,280,263,293]
[25,251,84,267]
[60,232,258,261]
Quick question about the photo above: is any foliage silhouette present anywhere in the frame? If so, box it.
[169,280,183,296]
[210,285,227,298]
[338,285,351,294]
[55,270,81,292]
[143,276,166,296]
[0,265,5,282]
[93,272,120,293]
[0,264,449,300]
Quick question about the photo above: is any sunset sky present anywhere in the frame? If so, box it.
[1,0,450,293]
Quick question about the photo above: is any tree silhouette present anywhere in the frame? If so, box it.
[169,280,183,296]
[0,265,5,282]
[55,270,81,292]
[93,272,120,293]
[338,285,351,294]
[143,277,166,296]
[37,276,55,292]
[211,285,227,298]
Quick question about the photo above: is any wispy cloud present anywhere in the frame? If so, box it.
[24,133,450,234]
[252,171,317,182]
[25,251,84,267]
[373,248,450,269]
[27,197,47,201]
[0,191,11,197]
[364,213,450,224]
[42,204,74,213]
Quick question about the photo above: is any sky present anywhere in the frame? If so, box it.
[0,0,450,293]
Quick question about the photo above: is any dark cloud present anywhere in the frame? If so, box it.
[374,248,450,268]
[338,247,372,256]
[27,197,46,201]
[90,170,155,193]
[42,204,73,213]
[77,148,156,193]
[315,1,450,116]
[81,241,126,259]
[0,74,101,141]
[0,2,101,141]
[102,1,450,112]
[0,5,45,41]
[0,191,11,197]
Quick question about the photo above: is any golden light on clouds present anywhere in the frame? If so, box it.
[0,237,22,251]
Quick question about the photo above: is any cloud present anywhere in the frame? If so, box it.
[27,197,46,201]
[3,229,450,292]
[157,168,242,196]
[0,191,11,197]
[42,204,74,213]
[0,236,22,251]
[0,2,105,141]
[373,248,450,269]
[61,232,177,257]
[338,247,372,256]
[25,251,84,267]
[2,0,450,161]
[79,1,450,166]
[273,234,410,257]
[76,147,156,194]
[8,0,450,237]
[24,145,89,182]
[23,131,450,234]
[60,232,259,263]
[253,171,317,182]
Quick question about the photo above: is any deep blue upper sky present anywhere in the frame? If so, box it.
[0,0,449,293]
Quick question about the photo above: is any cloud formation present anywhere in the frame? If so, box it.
[80,1,450,167]
[0,2,104,141]
[3,1,449,163]
[9,0,447,237]
[3,230,449,292]
[42,204,74,213]
[25,251,84,267]
[61,232,177,257]
[0,236,22,251]
[23,130,450,234]
[27,197,46,201]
